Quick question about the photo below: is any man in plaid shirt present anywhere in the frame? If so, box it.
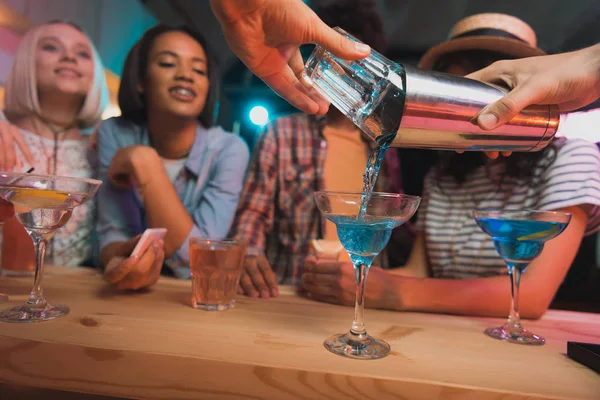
[229,1,415,298]
[230,115,414,297]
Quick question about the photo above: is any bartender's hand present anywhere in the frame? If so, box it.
[210,0,371,114]
[468,43,600,130]
[104,235,164,290]
[237,254,279,298]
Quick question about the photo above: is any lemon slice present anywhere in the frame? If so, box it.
[311,239,344,259]
[517,227,558,241]
[11,188,70,212]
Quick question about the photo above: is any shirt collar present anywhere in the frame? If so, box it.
[142,122,209,177]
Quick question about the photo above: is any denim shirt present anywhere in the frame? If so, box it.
[96,116,249,278]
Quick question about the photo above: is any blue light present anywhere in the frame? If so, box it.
[249,106,269,126]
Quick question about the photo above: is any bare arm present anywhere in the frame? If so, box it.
[134,152,194,258]
[106,146,193,259]
[390,232,429,278]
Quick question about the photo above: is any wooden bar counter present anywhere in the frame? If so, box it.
[0,267,598,399]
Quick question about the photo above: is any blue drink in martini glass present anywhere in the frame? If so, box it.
[474,209,571,345]
[315,191,420,359]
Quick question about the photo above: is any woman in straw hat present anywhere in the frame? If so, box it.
[301,13,600,319]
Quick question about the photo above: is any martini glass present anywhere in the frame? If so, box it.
[474,209,571,345]
[0,172,101,322]
[314,191,420,359]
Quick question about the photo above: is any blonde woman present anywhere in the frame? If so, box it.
[0,21,108,268]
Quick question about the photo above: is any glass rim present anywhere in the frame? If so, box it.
[315,191,421,202]
[0,172,102,186]
[473,209,572,220]
[189,238,246,247]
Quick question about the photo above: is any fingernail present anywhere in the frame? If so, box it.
[478,113,498,129]
[355,42,370,54]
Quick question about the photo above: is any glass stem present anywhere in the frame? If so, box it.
[506,262,524,329]
[350,262,370,336]
[27,234,47,307]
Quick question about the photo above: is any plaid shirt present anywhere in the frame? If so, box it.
[230,114,414,284]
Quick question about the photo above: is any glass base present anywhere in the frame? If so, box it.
[193,300,235,311]
[485,324,545,345]
[0,293,7,303]
[324,331,390,359]
[0,302,70,323]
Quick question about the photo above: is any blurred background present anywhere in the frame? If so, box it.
[0,0,598,308]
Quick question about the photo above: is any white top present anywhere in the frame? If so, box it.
[416,138,600,279]
[160,157,187,183]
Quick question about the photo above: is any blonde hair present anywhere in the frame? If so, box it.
[4,22,109,130]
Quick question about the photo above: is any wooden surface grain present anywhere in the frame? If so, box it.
[0,267,598,400]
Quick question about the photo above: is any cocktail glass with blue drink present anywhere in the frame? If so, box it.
[314,191,420,359]
[474,209,571,345]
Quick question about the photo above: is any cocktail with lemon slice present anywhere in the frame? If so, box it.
[0,173,101,322]
[474,209,571,345]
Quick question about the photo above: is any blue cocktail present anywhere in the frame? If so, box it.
[315,192,420,359]
[474,209,571,345]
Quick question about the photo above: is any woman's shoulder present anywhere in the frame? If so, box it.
[547,138,600,166]
[97,116,145,146]
[553,137,599,154]
[204,125,248,153]
[98,116,144,136]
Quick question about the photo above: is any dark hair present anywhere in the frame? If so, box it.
[118,24,219,127]
[432,49,556,185]
[314,0,388,54]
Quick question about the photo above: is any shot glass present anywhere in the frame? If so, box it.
[189,238,246,311]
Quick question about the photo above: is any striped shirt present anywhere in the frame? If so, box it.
[229,114,413,284]
[416,138,600,279]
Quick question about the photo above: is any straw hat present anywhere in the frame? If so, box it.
[419,13,546,69]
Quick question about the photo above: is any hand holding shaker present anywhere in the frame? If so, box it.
[302,28,560,152]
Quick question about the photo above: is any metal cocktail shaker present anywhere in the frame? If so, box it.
[302,28,559,152]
